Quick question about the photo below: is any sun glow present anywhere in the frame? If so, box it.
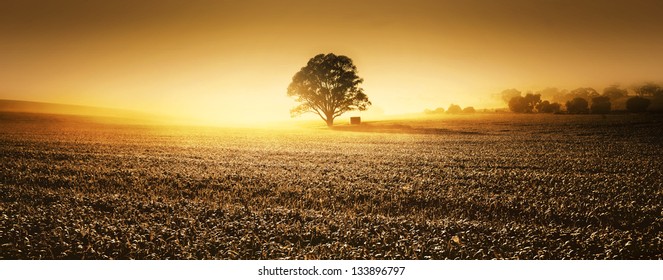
[2,1,663,127]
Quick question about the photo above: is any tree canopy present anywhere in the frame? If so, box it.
[590,96,611,114]
[635,83,662,97]
[447,104,462,114]
[603,85,628,100]
[508,93,541,113]
[536,100,561,113]
[626,96,651,113]
[287,53,371,126]
[566,97,589,114]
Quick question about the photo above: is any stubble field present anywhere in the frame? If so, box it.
[1,112,661,259]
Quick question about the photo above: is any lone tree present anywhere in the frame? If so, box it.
[287,53,371,126]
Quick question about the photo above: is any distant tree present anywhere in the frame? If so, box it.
[602,85,628,100]
[536,100,561,113]
[602,85,630,111]
[508,93,541,113]
[424,107,445,114]
[462,106,476,114]
[590,96,611,114]
[635,82,662,97]
[566,97,589,114]
[626,96,651,113]
[508,96,527,113]
[536,87,566,104]
[567,87,599,101]
[508,96,525,112]
[287,53,371,126]
[500,88,522,103]
[447,104,462,114]
[524,93,542,111]
[635,83,663,112]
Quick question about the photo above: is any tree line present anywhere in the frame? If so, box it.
[503,83,663,114]
[424,104,476,115]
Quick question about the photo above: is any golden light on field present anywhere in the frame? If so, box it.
[1,1,663,126]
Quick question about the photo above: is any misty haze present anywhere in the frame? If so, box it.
[1,0,662,260]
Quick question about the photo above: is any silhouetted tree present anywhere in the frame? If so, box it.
[635,83,663,112]
[462,106,476,114]
[602,85,630,110]
[603,85,628,100]
[635,82,662,97]
[508,93,541,113]
[447,104,462,114]
[566,97,589,114]
[524,93,542,111]
[626,96,651,113]
[591,96,611,114]
[287,53,370,126]
[567,87,599,101]
[536,100,561,113]
[508,96,527,113]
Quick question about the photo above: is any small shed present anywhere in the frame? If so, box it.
[350,116,361,125]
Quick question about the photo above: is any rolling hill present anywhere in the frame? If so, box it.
[0,99,165,124]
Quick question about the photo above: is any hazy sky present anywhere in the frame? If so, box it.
[2,0,662,124]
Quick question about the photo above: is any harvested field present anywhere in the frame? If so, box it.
[1,112,662,259]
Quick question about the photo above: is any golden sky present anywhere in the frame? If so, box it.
[2,0,663,125]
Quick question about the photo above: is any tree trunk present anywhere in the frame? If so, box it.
[325,113,334,127]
